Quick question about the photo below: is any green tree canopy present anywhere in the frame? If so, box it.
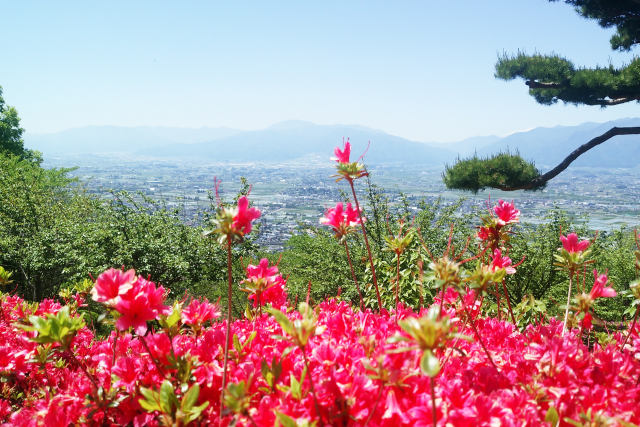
[444,0,640,192]
[0,86,39,162]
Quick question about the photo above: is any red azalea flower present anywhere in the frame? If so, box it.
[491,249,516,274]
[91,268,136,304]
[333,140,351,164]
[560,233,590,253]
[589,269,616,299]
[232,195,261,235]
[320,202,362,236]
[113,277,170,335]
[494,200,520,226]
[477,226,491,241]
[581,312,593,330]
[181,298,221,326]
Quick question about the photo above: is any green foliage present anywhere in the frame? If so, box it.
[280,228,365,306]
[443,152,542,192]
[553,1,640,52]
[0,86,40,162]
[496,53,640,106]
[0,155,258,307]
[275,412,317,427]
[268,302,323,349]
[20,306,85,351]
[494,2,640,106]
[138,380,209,426]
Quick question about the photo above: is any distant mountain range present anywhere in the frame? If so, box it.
[25,118,640,168]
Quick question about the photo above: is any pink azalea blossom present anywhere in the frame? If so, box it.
[91,268,136,304]
[333,139,351,164]
[320,202,362,236]
[232,195,261,235]
[494,200,520,226]
[181,298,221,326]
[477,226,491,241]
[589,269,617,299]
[490,249,516,274]
[113,276,170,335]
[560,233,591,253]
[245,258,280,281]
[242,258,288,308]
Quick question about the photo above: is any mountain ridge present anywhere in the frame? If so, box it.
[24,118,640,168]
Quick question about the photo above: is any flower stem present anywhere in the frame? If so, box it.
[562,275,573,336]
[622,306,639,352]
[348,179,382,312]
[430,376,437,427]
[395,253,400,316]
[501,280,517,325]
[343,241,363,311]
[221,239,233,421]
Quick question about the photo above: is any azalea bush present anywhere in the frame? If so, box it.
[2,271,640,426]
[2,140,640,426]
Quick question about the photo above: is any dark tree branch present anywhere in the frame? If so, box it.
[495,126,640,191]
[525,80,562,89]
[525,80,639,105]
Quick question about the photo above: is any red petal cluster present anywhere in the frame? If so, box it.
[493,200,520,226]
[4,289,640,425]
[232,196,261,235]
[560,233,591,254]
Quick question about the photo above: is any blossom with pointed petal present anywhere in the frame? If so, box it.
[232,196,261,235]
[332,139,368,182]
[490,249,516,275]
[333,140,351,164]
[91,268,136,305]
[320,202,362,239]
[241,258,288,308]
[589,270,617,299]
[494,200,520,226]
[181,298,221,326]
[113,276,170,335]
[560,233,590,254]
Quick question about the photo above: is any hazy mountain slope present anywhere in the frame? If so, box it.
[464,118,640,168]
[139,121,456,165]
[25,126,240,155]
[24,118,640,167]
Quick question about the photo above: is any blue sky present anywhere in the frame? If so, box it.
[3,1,639,142]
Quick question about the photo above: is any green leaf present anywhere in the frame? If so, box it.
[159,380,177,414]
[275,412,298,427]
[181,383,200,412]
[420,350,440,377]
[267,307,295,336]
[545,407,559,427]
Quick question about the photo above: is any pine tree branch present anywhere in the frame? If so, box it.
[494,126,640,191]
[525,80,562,89]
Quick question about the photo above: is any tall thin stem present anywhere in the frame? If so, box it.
[348,179,382,312]
[395,253,400,315]
[221,240,233,420]
[343,241,363,311]
[501,280,517,325]
[430,376,437,427]
[621,306,639,352]
[562,275,573,336]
